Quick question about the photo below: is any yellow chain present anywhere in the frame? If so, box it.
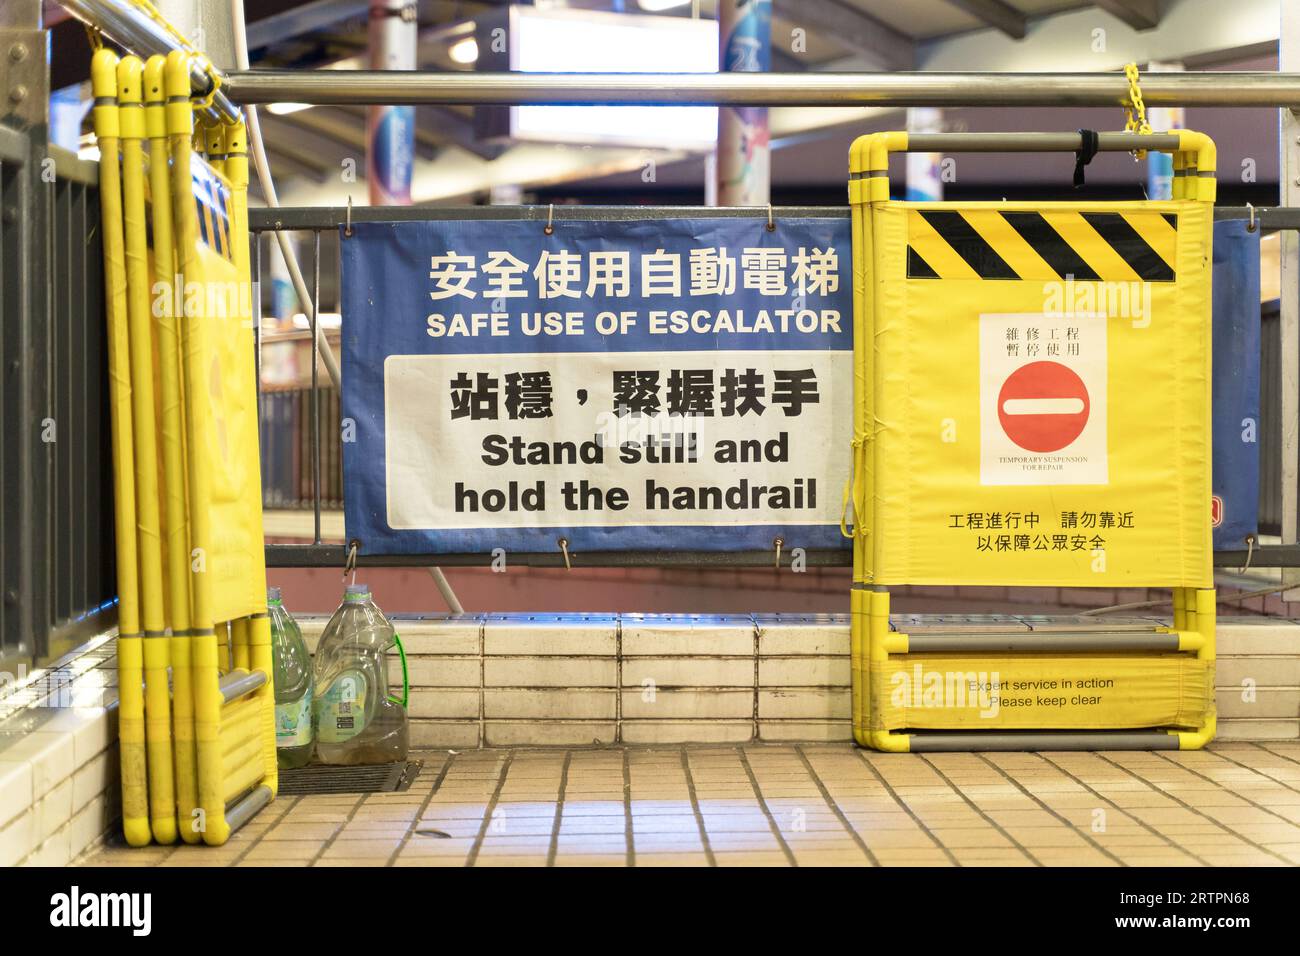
[121,0,232,123]
[128,0,197,53]
[1123,62,1153,158]
[190,65,224,117]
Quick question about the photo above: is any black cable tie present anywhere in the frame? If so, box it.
[1073,129,1100,189]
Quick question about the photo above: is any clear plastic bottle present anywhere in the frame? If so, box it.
[269,587,315,769]
[312,584,409,766]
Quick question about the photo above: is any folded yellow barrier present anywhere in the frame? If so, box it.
[94,43,276,845]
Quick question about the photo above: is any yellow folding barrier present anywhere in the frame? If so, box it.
[92,45,276,846]
[847,130,1216,753]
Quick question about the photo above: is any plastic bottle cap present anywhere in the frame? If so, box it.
[344,583,370,602]
[267,586,282,604]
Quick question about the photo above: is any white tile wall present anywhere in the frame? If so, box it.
[1216,618,1300,736]
[0,759,33,830]
[485,720,617,747]
[0,705,118,866]
[484,688,617,721]
[622,688,753,720]
[621,658,754,687]
[485,657,618,688]
[483,614,618,656]
[298,611,1299,746]
[620,614,757,656]
[0,633,121,865]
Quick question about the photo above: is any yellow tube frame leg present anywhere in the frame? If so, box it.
[165,51,232,846]
[866,590,910,752]
[117,55,177,846]
[144,53,201,843]
[91,49,151,848]
[226,119,280,803]
[1176,588,1217,750]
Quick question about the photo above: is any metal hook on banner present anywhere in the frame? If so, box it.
[544,203,555,236]
[1247,202,1258,233]
[766,204,775,233]
[557,537,571,570]
[344,539,359,583]
[773,536,784,568]
[1238,535,1256,575]
[345,195,353,237]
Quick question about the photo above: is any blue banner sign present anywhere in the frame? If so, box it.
[340,216,853,555]
[1211,219,1261,550]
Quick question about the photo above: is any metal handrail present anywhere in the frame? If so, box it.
[59,0,241,126]
[221,69,1300,108]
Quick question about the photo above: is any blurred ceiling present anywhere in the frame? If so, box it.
[46,0,1286,202]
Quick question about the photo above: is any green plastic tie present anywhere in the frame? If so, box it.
[388,631,409,709]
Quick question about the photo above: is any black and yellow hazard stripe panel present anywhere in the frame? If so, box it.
[905,207,1178,282]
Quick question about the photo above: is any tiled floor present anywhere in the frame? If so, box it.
[80,742,1300,867]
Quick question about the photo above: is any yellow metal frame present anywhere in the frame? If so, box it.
[116,54,178,845]
[847,130,1217,753]
[144,53,201,843]
[93,47,276,846]
[223,113,281,820]
[91,49,149,848]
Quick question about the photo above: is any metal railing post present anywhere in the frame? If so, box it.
[1282,1,1300,597]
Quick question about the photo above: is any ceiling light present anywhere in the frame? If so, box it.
[266,102,313,115]
[510,9,717,150]
[449,36,479,65]
[637,0,691,10]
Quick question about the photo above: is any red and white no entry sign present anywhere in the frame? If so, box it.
[997,361,1090,453]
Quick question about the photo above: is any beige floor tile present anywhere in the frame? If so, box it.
[927,828,1014,850]
[312,858,391,867]
[75,743,1300,869]
[951,848,1037,866]
[633,854,712,867]
[261,821,345,841]
[713,851,792,866]
[240,841,321,862]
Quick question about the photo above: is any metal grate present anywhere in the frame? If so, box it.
[0,123,115,674]
[276,759,422,795]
